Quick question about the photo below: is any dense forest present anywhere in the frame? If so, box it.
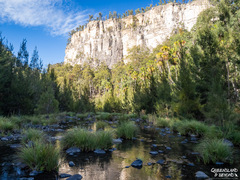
[1,0,240,127]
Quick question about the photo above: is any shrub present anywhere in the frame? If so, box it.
[95,130,113,149]
[226,130,240,145]
[96,112,112,121]
[0,117,15,132]
[196,138,233,164]
[96,121,108,130]
[156,118,171,127]
[176,120,208,137]
[22,129,44,143]
[19,140,59,171]
[61,128,113,151]
[116,121,138,139]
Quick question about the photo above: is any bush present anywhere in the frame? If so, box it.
[226,130,240,145]
[96,112,112,121]
[22,129,44,143]
[61,128,113,151]
[0,117,15,132]
[176,120,208,137]
[96,121,108,130]
[196,138,233,164]
[19,140,59,171]
[156,118,171,128]
[116,121,138,139]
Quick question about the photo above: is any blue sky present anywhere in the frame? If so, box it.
[0,0,183,67]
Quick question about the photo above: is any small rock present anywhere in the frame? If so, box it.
[166,147,171,150]
[69,161,75,167]
[94,149,106,154]
[132,137,137,140]
[216,162,224,165]
[195,171,209,179]
[1,137,8,141]
[113,138,122,144]
[19,178,34,180]
[182,156,187,159]
[125,166,130,168]
[191,152,200,155]
[223,139,234,147]
[140,139,144,142]
[147,162,152,166]
[158,150,164,153]
[10,144,22,148]
[165,175,171,179]
[149,151,158,155]
[157,159,165,165]
[29,170,41,176]
[66,174,83,180]
[66,147,81,155]
[109,148,117,152]
[152,144,157,148]
[59,173,72,178]
[131,159,143,168]
[188,163,195,167]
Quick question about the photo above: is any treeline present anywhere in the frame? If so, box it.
[0,37,61,115]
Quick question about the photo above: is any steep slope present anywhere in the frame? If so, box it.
[65,0,211,68]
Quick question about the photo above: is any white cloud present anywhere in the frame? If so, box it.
[0,0,89,36]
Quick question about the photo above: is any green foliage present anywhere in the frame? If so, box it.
[35,87,59,114]
[175,120,208,137]
[96,121,108,130]
[19,140,59,171]
[61,128,113,151]
[116,121,138,139]
[0,117,15,132]
[196,138,233,164]
[22,129,44,143]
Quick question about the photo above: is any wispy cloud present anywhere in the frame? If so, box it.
[0,0,89,36]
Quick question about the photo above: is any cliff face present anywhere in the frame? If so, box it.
[65,0,210,68]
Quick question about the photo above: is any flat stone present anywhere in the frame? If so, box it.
[166,175,171,178]
[131,159,143,168]
[152,144,157,148]
[157,159,165,165]
[188,163,195,167]
[66,174,82,180]
[69,161,75,167]
[109,148,117,152]
[132,137,137,140]
[195,171,209,179]
[66,147,81,155]
[147,162,153,166]
[29,170,42,176]
[166,147,171,150]
[158,150,164,153]
[10,144,22,148]
[113,138,122,144]
[19,178,34,180]
[140,139,144,142]
[149,151,158,155]
[94,149,106,154]
[59,173,72,178]
[216,162,224,165]
[1,137,8,141]
[223,139,234,147]
[125,166,130,168]
[191,152,200,155]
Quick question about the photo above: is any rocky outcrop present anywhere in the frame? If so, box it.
[65,0,211,68]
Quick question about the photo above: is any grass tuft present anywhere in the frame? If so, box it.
[196,138,233,164]
[116,121,138,139]
[19,140,59,171]
[96,121,108,130]
[0,117,15,132]
[61,128,113,151]
[22,129,44,143]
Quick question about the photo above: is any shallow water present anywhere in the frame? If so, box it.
[0,120,240,180]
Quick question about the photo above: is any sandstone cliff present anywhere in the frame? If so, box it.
[65,0,211,68]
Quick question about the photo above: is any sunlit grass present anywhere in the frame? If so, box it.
[22,128,44,143]
[196,138,233,164]
[116,121,138,139]
[61,128,113,151]
[0,117,15,132]
[19,140,59,171]
[96,121,108,130]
